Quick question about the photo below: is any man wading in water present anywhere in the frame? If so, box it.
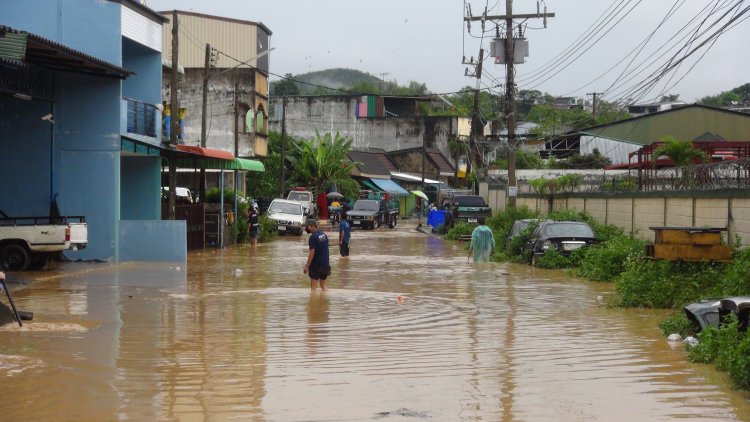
[303,219,330,291]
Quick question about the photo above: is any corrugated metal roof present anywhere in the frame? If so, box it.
[0,31,26,61]
[0,25,133,79]
[349,150,398,178]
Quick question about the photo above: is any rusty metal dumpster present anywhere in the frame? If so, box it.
[646,226,732,262]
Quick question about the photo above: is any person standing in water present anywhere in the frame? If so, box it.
[338,215,351,257]
[303,219,330,291]
[247,207,260,247]
[469,216,495,263]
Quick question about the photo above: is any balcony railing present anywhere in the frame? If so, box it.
[125,98,157,138]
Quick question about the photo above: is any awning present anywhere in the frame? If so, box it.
[176,145,234,160]
[227,158,265,172]
[368,178,410,197]
[390,172,448,189]
[0,25,133,79]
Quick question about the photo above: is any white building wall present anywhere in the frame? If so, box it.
[121,6,162,52]
[580,135,642,165]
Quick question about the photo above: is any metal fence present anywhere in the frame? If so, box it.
[511,159,750,195]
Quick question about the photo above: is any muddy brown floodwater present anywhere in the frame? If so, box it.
[1,227,750,421]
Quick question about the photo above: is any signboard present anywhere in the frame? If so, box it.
[508,186,518,197]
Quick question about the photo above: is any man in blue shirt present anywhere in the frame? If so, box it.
[303,219,330,291]
[338,217,351,257]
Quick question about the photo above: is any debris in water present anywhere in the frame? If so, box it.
[374,408,430,419]
[667,333,683,342]
[683,336,699,348]
[396,295,406,304]
[596,295,604,302]
[235,269,243,276]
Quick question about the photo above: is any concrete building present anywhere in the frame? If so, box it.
[268,94,463,163]
[1,1,192,262]
[627,101,686,117]
[160,11,271,158]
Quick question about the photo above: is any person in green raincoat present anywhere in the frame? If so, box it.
[469,217,495,263]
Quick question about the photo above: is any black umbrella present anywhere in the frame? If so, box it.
[326,192,344,199]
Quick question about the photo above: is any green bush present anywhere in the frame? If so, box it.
[232,217,249,243]
[445,223,475,240]
[714,247,750,296]
[533,249,574,269]
[576,235,646,281]
[659,312,695,337]
[615,260,723,309]
[258,214,278,243]
[688,316,750,390]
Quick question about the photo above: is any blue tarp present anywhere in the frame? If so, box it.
[427,210,449,228]
[369,178,410,197]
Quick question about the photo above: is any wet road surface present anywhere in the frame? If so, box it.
[2,226,750,421]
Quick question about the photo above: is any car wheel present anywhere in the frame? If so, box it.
[0,243,31,271]
[296,228,304,236]
[28,253,50,270]
[373,219,380,230]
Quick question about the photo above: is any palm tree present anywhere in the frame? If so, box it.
[292,131,359,196]
[652,136,708,188]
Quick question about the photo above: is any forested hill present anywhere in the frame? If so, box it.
[270,68,429,96]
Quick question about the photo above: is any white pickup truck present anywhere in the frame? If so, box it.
[0,210,88,271]
[286,189,317,217]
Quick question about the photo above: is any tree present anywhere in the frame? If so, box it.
[291,131,360,195]
[652,136,708,189]
[270,74,300,96]
[247,131,301,199]
[652,136,708,167]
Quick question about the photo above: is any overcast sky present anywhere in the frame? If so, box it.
[147,0,750,102]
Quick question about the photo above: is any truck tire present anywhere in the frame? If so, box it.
[388,215,397,229]
[0,243,31,271]
[29,253,50,270]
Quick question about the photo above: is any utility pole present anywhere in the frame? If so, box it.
[200,43,211,203]
[504,0,517,208]
[587,92,603,120]
[168,10,179,220]
[233,82,239,234]
[279,96,288,198]
[468,48,484,188]
[379,72,389,92]
[465,1,554,208]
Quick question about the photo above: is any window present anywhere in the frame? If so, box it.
[256,107,267,134]
[244,109,254,133]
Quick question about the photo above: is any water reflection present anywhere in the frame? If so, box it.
[0,229,749,421]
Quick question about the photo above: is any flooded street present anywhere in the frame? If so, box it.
[2,227,750,421]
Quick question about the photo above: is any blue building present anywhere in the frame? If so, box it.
[1,1,187,262]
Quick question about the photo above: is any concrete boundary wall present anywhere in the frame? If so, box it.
[479,184,750,245]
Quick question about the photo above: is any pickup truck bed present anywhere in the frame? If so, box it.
[0,211,88,271]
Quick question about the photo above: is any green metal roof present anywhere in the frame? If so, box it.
[581,104,750,145]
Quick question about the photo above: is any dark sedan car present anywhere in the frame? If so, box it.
[526,221,596,265]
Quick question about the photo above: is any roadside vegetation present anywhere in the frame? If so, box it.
[446,205,750,389]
